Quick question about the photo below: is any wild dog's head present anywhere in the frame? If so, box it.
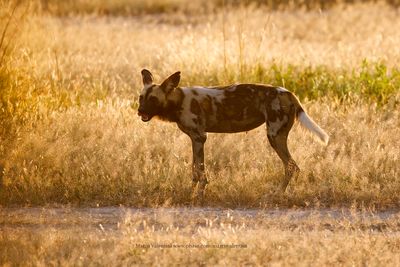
[138,69,181,122]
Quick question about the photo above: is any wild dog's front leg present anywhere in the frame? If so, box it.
[190,134,208,201]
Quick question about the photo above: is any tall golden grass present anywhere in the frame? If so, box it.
[0,1,399,208]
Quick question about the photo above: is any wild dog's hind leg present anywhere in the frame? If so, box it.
[267,114,299,192]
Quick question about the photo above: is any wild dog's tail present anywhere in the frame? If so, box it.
[292,95,329,145]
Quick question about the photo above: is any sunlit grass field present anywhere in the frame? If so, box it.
[1,0,400,265]
[2,1,399,208]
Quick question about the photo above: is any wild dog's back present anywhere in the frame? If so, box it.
[181,84,271,133]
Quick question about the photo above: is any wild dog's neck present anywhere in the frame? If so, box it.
[157,87,184,122]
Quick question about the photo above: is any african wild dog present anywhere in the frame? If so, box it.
[138,69,329,201]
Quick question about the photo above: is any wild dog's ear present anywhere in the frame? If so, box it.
[160,71,181,93]
[141,69,153,86]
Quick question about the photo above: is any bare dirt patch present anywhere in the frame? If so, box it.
[2,207,400,265]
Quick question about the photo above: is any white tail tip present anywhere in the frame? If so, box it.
[298,111,329,145]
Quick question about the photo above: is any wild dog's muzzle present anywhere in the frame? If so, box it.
[138,109,152,122]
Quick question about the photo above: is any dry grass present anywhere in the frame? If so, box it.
[12,2,400,71]
[23,0,400,16]
[0,2,399,209]
[1,98,399,208]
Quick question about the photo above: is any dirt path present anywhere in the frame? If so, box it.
[2,207,400,232]
[2,207,400,265]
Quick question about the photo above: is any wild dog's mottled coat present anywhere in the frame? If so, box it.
[138,69,329,201]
